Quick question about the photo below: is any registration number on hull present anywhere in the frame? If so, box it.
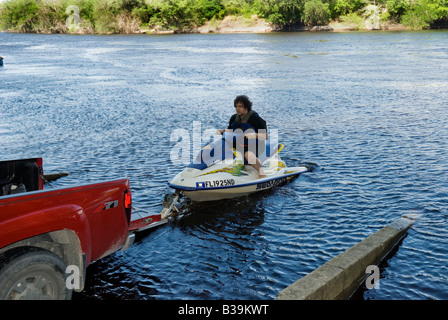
[196,179,236,189]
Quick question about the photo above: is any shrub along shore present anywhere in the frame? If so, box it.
[1,0,447,34]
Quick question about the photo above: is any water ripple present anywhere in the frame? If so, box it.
[1,31,447,300]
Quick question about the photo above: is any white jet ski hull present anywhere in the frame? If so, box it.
[179,167,308,201]
[169,158,309,202]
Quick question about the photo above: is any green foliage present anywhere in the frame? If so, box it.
[148,0,198,30]
[339,11,364,29]
[62,0,95,23]
[331,0,366,16]
[386,0,410,19]
[400,0,443,29]
[303,0,330,26]
[0,0,39,32]
[201,0,225,20]
[222,0,253,17]
[90,0,119,33]
[140,0,225,30]
[252,0,304,26]
[1,0,448,33]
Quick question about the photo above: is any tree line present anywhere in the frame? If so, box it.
[1,0,447,33]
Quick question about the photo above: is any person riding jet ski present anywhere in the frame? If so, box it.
[216,95,267,178]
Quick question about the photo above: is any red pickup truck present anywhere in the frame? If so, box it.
[0,158,159,300]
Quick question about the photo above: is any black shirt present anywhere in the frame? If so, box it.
[227,111,267,133]
[227,111,267,158]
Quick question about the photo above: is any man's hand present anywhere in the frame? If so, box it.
[244,132,257,139]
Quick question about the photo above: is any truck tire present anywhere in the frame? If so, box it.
[0,248,72,300]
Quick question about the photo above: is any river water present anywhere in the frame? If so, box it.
[1,31,447,300]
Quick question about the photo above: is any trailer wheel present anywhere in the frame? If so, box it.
[0,248,72,300]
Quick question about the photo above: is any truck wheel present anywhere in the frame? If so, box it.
[0,248,72,300]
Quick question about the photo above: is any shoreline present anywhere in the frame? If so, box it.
[148,16,413,34]
[1,19,444,35]
[2,27,440,35]
[0,25,427,35]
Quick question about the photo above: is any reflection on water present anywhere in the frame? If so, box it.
[1,31,447,300]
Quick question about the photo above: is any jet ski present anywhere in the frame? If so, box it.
[168,132,309,202]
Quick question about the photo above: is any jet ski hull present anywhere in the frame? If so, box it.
[168,132,309,202]
[169,166,309,202]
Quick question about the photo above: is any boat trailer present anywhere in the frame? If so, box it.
[129,191,181,232]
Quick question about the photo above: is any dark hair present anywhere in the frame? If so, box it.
[234,95,252,112]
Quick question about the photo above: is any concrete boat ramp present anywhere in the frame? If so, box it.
[276,214,421,300]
